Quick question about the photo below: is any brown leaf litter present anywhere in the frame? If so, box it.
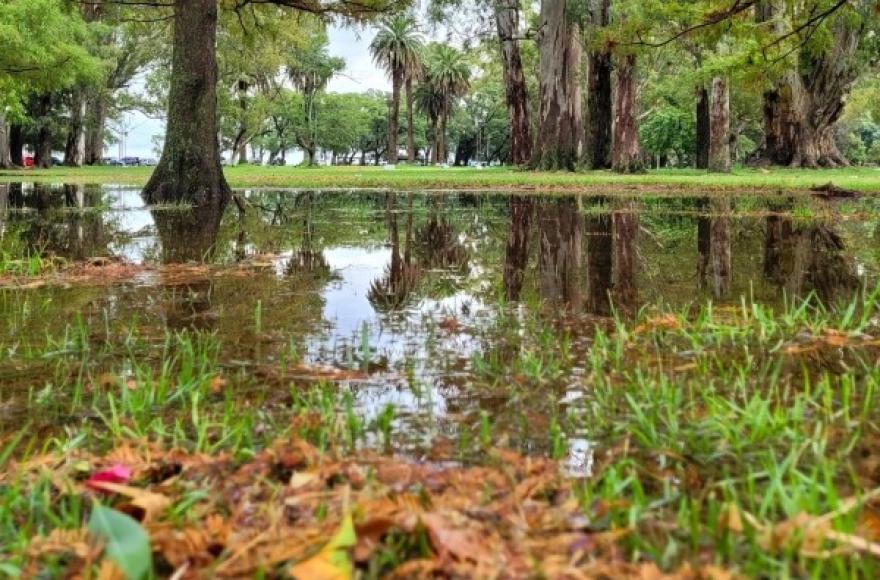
[8,436,741,579]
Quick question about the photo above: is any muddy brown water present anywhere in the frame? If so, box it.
[1,183,878,471]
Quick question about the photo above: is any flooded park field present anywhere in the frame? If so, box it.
[4,183,880,577]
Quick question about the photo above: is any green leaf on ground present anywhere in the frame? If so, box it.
[88,505,152,580]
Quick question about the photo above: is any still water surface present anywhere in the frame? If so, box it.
[1,183,878,471]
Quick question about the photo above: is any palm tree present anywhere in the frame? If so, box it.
[420,44,470,165]
[370,16,424,164]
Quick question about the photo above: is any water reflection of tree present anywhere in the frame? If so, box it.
[586,206,613,316]
[416,195,469,272]
[368,193,423,313]
[284,191,330,278]
[697,197,732,299]
[611,200,639,315]
[504,196,533,301]
[537,197,584,309]
[764,210,858,304]
[7,184,111,261]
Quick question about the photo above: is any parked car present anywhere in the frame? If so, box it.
[23,155,35,168]
[121,157,141,166]
[103,158,124,166]
[141,158,158,166]
[51,157,63,166]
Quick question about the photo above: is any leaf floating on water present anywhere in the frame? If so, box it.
[88,505,152,580]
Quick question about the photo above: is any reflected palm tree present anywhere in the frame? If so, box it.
[537,197,584,310]
[416,195,469,272]
[369,193,422,313]
[697,197,732,299]
[504,196,533,301]
[285,191,330,278]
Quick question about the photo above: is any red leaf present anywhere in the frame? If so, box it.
[86,464,132,491]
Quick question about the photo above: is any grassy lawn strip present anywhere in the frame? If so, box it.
[3,165,880,193]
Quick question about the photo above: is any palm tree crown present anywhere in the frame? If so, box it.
[369,15,424,82]
[423,44,470,103]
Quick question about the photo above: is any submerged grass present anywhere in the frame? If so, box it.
[4,285,880,576]
[4,164,880,193]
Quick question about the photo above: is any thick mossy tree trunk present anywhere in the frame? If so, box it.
[143,0,230,208]
[85,96,107,165]
[503,196,533,301]
[64,91,87,167]
[612,54,642,173]
[709,77,731,173]
[34,95,54,169]
[0,115,12,168]
[9,125,24,166]
[755,4,862,167]
[695,86,710,169]
[494,0,532,166]
[388,68,402,164]
[585,0,612,169]
[406,76,416,163]
[533,0,583,170]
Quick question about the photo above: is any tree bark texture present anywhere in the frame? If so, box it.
[406,76,416,162]
[143,0,230,208]
[534,0,583,170]
[586,0,612,169]
[494,0,532,166]
[85,97,107,165]
[696,86,710,169]
[34,95,54,169]
[388,68,402,164]
[612,54,642,173]
[754,4,862,167]
[709,77,731,173]
[9,125,24,166]
[0,115,12,168]
[64,92,87,166]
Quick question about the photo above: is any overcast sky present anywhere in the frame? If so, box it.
[121,25,388,159]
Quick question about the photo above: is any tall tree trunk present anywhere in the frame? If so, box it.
[64,91,87,167]
[754,4,862,167]
[533,0,583,170]
[494,0,532,166]
[34,95,54,169]
[406,76,416,163]
[85,97,106,165]
[586,0,612,169]
[10,124,24,166]
[504,196,533,301]
[612,54,642,173]
[388,68,402,164]
[696,86,710,169]
[709,77,731,173]
[0,115,12,168]
[438,104,448,164]
[143,0,230,208]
